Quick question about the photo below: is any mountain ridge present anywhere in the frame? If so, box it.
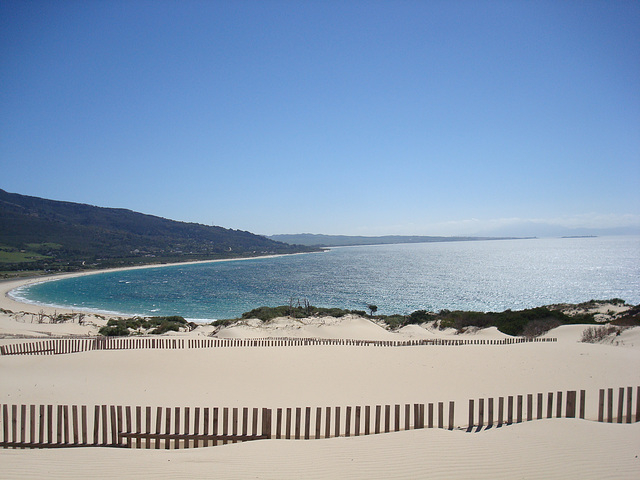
[0,189,316,274]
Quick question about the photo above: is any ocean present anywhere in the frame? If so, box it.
[11,236,640,321]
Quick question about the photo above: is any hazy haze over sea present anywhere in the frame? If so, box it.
[12,236,640,321]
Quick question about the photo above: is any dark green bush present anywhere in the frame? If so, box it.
[99,315,188,336]
[408,310,433,324]
[380,315,408,330]
[240,305,353,322]
[98,324,130,336]
[211,318,236,327]
[150,321,181,335]
[436,307,596,336]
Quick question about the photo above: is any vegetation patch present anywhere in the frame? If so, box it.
[436,307,596,337]
[581,324,624,343]
[221,301,611,337]
[0,245,52,264]
[238,304,354,322]
[610,305,640,326]
[98,315,194,336]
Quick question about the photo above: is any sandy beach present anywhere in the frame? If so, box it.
[1,274,639,479]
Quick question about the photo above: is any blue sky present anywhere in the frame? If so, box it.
[1,0,639,236]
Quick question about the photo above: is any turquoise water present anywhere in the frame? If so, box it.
[11,236,640,321]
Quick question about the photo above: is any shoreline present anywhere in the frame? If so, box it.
[1,250,325,318]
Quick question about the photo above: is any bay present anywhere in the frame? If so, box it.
[12,236,640,321]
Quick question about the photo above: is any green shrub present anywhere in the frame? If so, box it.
[240,305,352,322]
[380,315,408,330]
[99,315,188,336]
[211,318,236,327]
[150,321,181,335]
[408,310,433,324]
[98,324,130,336]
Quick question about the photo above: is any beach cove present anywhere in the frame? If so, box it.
[8,237,640,321]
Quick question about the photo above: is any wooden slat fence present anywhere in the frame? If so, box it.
[0,335,557,356]
[0,400,454,450]
[1,386,637,449]
[467,385,639,432]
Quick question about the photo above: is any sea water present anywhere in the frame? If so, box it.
[11,236,640,321]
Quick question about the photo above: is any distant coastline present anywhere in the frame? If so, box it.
[268,233,534,248]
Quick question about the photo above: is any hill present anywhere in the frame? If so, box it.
[268,233,523,247]
[0,189,317,275]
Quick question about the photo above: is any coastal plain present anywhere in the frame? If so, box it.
[1,275,639,479]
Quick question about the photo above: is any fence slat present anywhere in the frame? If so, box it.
[276,408,282,440]
[110,406,118,446]
[537,393,543,420]
[2,405,8,445]
[156,407,163,449]
[517,395,523,423]
[101,405,108,446]
[20,405,26,446]
[57,405,62,445]
[384,405,390,433]
[72,406,78,445]
[364,406,370,436]
[285,408,291,440]
[448,401,455,430]
[556,391,563,418]
[252,408,258,438]
[39,405,46,445]
[393,405,399,432]
[617,387,624,423]
[566,391,576,418]
[304,407,311,440]
[242,408,248,437]
[345,406,351,437]
[30,405,36,446]
[263,408,271,439]
[136,406,142,449]
[212,408,218,447]
[93,406,99,446]
[232,408,238,444]
[174,407,181,449]
[165,407,171,449]
[598,389,605,422]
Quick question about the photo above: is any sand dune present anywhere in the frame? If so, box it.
[1,275,639,479]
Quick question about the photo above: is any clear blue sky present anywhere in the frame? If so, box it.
[1,0,639,236]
